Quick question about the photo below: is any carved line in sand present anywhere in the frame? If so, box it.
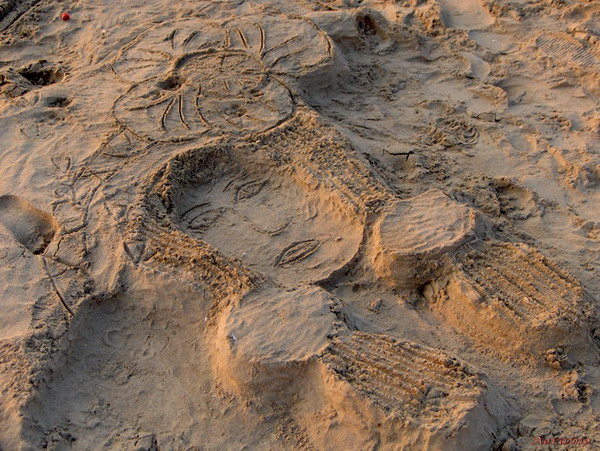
[113,51,295,142]
[46,130,159,315]
[50,130,149,257]
[110,15,334,141]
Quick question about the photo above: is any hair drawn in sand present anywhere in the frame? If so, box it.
[111,14,336,142]
[113,51,295,141]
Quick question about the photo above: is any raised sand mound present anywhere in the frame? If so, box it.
[0,195,57,255]
[211,283,508,449]
[318,332,508,449]
[371,189,482,288]
[424,242,593,356]
[369,188,593,358]
[212,286,338,403]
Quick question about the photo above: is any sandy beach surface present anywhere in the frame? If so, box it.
[0,0,599,449]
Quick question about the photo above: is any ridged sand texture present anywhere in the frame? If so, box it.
[127,207,255,301]
[372,189,479,288]
[536,32,600,69]
[424,242,591,355]
[319,332,507,449]
[323,332,486,418]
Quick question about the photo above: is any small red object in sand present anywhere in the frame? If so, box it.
[60,12,70,21]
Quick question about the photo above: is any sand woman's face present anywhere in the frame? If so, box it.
[175,165,362,286]
[110,15,352,285]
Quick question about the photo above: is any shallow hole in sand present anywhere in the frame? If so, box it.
[156,75,182,91]
[19,63,64,87]
[356,14,377,36]
[44,95,71,108]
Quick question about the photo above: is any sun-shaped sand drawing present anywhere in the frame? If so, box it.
[111,15,334,141]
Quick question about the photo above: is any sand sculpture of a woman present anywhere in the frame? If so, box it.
[11,9,595,450]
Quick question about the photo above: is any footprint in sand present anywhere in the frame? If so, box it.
[0,195,58,254]
[0,61,65,98]
[536,32,600,70]
[438,0,494,30]
[494,178,539,221]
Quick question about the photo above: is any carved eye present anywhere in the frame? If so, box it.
[275,239,321,267]
[234,180,265,202]
[187,208,225,232]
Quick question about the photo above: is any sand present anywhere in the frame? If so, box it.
[0,0,598,449]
